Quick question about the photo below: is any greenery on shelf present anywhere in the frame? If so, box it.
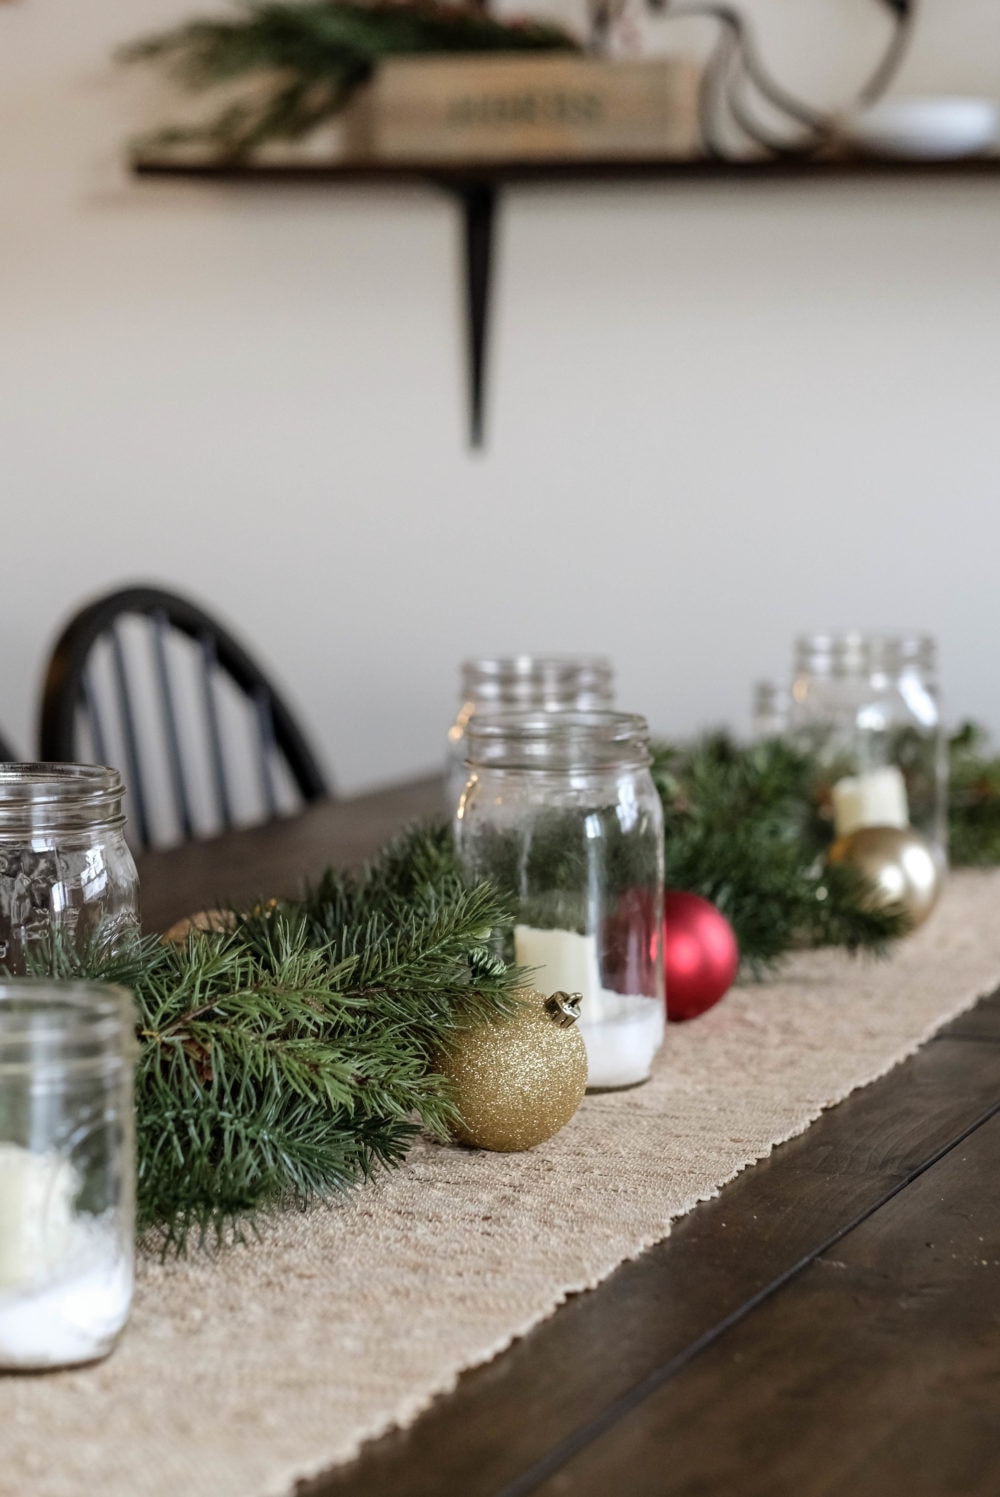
[121,0,582,157]
[55,822,521,1251]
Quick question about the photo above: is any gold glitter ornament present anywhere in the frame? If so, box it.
[436,990,588,1151]
[827,825,942,931]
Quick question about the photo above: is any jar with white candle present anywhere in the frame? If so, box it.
[787,634,946,860]
[0,764,140,974]
[445,656,614,813]
[454,711,664,1090]
[0,980,138,1369]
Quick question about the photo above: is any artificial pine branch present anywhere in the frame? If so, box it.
[121,0,582,157]
[651,731,908,973]
[947,720,1000,865]
[59,823,522,1252]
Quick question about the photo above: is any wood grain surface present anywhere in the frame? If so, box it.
[136,775,443,933]
[303,1005,1000,1497]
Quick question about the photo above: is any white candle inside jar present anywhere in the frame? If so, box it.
[513,925,604,1014]
[832,765,909,839]
[514,924,663,1089]
[0,1143,132,1370]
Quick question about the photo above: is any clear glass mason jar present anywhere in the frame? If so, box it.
[454,710,665,1091]
[0,980,138,1369]
[0,764,140,975]
[445,655,614,813]
[787,633,947,859]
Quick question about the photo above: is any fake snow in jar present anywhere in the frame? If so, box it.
[0,981,137,1370]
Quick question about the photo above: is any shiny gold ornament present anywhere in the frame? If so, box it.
[828,825,942,931]
[435,989,588,1152]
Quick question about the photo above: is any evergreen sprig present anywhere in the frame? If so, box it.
[947,720,1000,866]
[121,0,581,157]
[653,731,909,974]
[59,823,521,1251]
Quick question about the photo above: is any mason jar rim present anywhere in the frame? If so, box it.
[0,980,138,1073]
[794,632,936,676]
[462,654,613,678]
[460,655,613,702]
[0,763,124,803]
[0,763,128,832]
[463,709,651,770]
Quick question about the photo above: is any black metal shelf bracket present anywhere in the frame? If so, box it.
[446,180,498,450]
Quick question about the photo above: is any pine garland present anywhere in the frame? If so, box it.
[121,0,582,158]
[945,721,1000,866]
[651,732,909,974]
[650,723,1000,969]
[54,823,522,1251]
[27,723,1000,1251]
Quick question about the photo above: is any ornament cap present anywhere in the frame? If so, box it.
[545,991,583,1028]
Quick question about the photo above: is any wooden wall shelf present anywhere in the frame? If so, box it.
[131,153,1000,446]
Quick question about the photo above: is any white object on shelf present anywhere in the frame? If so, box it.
[843,96,1000,160]
[832,765,909,840]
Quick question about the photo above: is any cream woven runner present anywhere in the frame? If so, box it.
[5,870,1000,1497]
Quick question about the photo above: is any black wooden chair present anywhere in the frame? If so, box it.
[39,583,331,852]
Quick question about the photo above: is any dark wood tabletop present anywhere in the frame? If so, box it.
[136,781,1000,1497]
[136,775,446,934]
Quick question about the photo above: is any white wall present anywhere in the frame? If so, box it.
[2,0,999,794]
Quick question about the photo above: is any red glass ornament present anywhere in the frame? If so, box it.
[664,891,739,1021]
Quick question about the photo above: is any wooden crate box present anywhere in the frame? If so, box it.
[344,54,702,162]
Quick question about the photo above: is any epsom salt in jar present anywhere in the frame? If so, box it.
[787,633,947,862]
[0,764,140,973]
[0,981,138,1369]
[445,656,614,813]
[454,711,664,1090]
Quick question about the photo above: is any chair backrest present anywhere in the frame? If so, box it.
[39,584,331,853]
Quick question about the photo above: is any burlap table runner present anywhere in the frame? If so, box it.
[5,869,1000,1497]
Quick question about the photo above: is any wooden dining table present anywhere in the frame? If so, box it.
[136,777,1000,1497]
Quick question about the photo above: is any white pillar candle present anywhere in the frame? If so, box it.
[513,925,605,1018]
[514,924,663,1089]
[0,1143,132,1369]
[832,765,909,840]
